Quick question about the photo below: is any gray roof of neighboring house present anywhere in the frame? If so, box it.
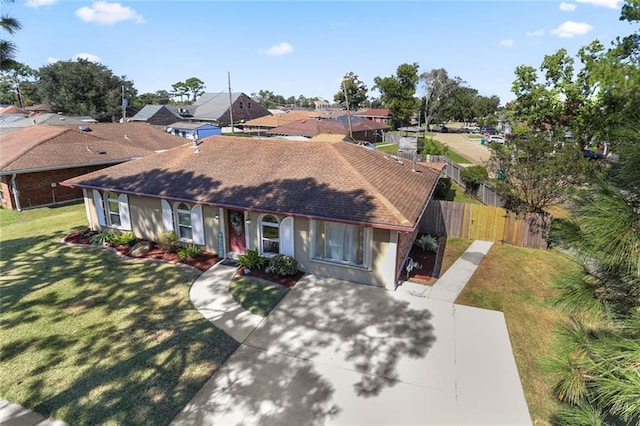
[168,121,218,130]
[190,92,243,121]
[0,113,98,135]
[131,105,181,121]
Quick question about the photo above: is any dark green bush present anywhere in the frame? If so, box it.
[268,254,299,276]
[237,249,267,270]
[460,165,488,192]
[158,231,178,253]
[433,176,452,199]
[418,137,449,155]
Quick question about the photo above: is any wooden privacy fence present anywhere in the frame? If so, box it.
[420,200,551,249]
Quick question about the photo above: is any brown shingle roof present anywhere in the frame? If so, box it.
[0,105,31,115]
[243,110,326,128]
[0,125,152,173]
[62,136,441,230]
[60,122,187,152]
[266,119,347,137]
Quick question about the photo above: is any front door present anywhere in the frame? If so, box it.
[228,210,246,254]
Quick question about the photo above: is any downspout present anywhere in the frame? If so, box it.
[10,174,21,212]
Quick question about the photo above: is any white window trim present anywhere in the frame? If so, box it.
[95,191,130,230]
[174,202,193,242]
[309,220,372,268]
[258,214,280,257]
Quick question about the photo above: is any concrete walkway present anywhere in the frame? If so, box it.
[402,240,494,302]
[0,399,67,426]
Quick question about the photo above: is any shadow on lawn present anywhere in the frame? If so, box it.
[0,232,238,425]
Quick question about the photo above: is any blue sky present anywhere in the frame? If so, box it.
[9,0,635,105]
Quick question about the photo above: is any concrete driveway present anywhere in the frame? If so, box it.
[172,275,531,425]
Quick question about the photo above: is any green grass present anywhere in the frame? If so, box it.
[229,276,288,317]
[0,203,239,425]
[445,150,471,164]
[373,142,399,153]
[438,180,483,204]
[456,244,580,425]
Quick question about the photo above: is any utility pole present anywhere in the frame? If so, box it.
[121,85,126,124]
[342,80,353,140]
[228,72,234,134]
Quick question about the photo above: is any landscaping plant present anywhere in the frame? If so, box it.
[89,229,116,245]
[177,244,202,260]
[268,254,299,276]
[158,231,178,253]
[237,249,267,270]
[110,231,136,246]
[415,234,438,252]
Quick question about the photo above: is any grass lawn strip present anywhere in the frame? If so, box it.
[455,244,579,424]
[229,276,289,317]
[0,204,239,425]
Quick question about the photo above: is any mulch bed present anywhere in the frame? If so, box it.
[62,230,221,272]
[235,265,304,289]
[405,235,444,284]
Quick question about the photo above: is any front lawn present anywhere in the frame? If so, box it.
[0,203,239,425]
[229,276,288,317]
[455,244,579,424]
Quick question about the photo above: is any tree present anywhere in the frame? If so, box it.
[135,90,171,107]
[488,131,588,214]
[373,63,420,128]
[170,81,189,103]
[253,90,278,109]
[419,68,455,129]
[334,72,368,111]
[460,165,488,194]
[183,77,205,102]
[37,59,136,122]
[0,0,21,71]
[0,62,36,107]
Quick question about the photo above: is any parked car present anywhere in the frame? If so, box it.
[488,135,506,144]
[481,127,497,135]
[464,124,480,133]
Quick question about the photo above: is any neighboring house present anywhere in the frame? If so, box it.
[0,113,98,136]
[166,122,221,140]
[354,108,392,124]
[242,110,326,135]
[132,93,271,127]
[267,115,389,143]
[189,92,271,125]
[130,105,182,126]
[314,100,331,110]
[0,123,187,210]
[24,104,51,114]
[61,136,442,289]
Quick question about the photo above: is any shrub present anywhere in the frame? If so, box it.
[89,229,116,245]
[460,165,488,192]
[433,176,452,199]
[419,137,449,155]
[158,231,178,253]
[268,254,299,276]
[177,244,202,260]
[415,234,438,252]
[111,231,136,246]
[237,249,267,270]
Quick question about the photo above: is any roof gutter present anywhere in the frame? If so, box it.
[59,183,417,233]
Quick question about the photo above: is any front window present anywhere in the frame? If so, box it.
[106,192,121,226]
[176,202,193,241]
[312,221,368,267]
[260,215,280,255]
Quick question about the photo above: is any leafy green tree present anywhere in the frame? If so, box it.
[37,59,136,122]
[253,90,277,109]
[460,165,488,194]
[488,131,587,214]
[135,90,171,107]
[334,71,368,111]
[170,81,189,103]
[0,62,36,107]
[473,95,500,119]
[0,0,21,71]
[183,77,205,102]
[373,62,420,128]
[419,68,455,129]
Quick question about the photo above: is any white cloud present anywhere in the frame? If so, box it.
[25,0,57,8]
[525,29,545,37]
[75,1,145,25]
[576,0,620,9]
[262,42,294,56]
[559,2,577,11]
[46,57,59,64]
[72,53,102,63]
[551,21,593,37]
[499,39,514,47]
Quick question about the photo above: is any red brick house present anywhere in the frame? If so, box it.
[354,109,392,124]
[0,123,186,210]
